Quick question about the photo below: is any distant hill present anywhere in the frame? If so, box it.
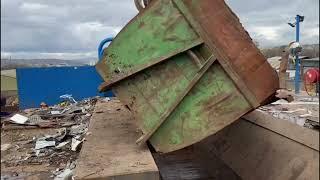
[2,44,318,70]
[1,58,95,70]
[261,44,319,58]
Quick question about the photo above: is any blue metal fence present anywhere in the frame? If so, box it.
[16,66,113,109]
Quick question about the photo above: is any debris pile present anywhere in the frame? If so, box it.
[1,95,103,179]
[258,95,319,130]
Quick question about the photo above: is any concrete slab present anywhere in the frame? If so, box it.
[74,100,159,180]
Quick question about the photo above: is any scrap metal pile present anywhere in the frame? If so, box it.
[1,96,106,179]
[258,95,319,130]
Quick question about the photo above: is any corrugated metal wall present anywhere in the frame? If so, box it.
[17,66,113,109]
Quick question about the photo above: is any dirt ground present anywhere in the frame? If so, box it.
[1,97,98,179]
[1,128,79,179]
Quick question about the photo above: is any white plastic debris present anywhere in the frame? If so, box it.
[71,137,84,151]
[60,94,77,104]
[71,140,82,151]
[1,144,11,151]
[51,111,62,115]
[35,140,56,150]
[35,150,41,156]
[54,168,73,180]
[103,97,111,102]
[10,114,29,124]
[56,141,70,149]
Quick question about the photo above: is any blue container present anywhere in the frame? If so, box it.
[16,66,113,109]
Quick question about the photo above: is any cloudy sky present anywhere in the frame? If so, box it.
[1,0,319,60]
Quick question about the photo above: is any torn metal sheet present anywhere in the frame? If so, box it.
[69,124,88,136]
[55,141,70,149]
[35,140,56,150]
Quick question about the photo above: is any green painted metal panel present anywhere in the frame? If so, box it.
[113,48,251,152]
[149,62,251,152]
[96,0,201,83]
[113,50,201,134]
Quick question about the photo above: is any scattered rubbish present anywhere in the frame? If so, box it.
[40,102,49,109]
[268,108,306,114]
[60,94,77,104]
[103,97,111,102]
[260,96,319,129]
[51,111,62,115]
[56,141,70,149]
[35,150,41,156]
[275,89,294,102]
[35,140,56,150]
[69,124,88,136]
[10,114,29,124]
[54,168,73,180]
[54,161,76,180]
[71,136,84,151]
[304,119,320,130]
[52,128,67,141]
[1,144,12,151]
[272,100,319,105]
[28,115,43,125]
[1,96,100,178]
[58,101,69,107]
[67,106,83,114]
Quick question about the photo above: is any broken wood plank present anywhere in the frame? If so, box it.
[74,100,159,180]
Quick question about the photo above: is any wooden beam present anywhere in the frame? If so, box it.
[74,100,159,180]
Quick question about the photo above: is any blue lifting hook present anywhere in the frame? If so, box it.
[98,37,114,60]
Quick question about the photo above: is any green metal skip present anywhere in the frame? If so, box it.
[96,0,279,153]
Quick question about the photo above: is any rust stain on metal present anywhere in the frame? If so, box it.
[95,0,280,152]
[181,0,279,105]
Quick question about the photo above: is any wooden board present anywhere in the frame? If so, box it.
[74,100,159,180]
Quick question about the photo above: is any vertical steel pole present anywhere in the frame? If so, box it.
[294,15,300,94]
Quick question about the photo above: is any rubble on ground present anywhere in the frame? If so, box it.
[258,94,319,130]
[1,96,104,179]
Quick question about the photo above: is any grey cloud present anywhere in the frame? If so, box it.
[1,0,319,60]
[1,0,138,57]
[226,0,319,47]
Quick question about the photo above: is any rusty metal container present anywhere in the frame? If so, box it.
[96,0,279,153]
